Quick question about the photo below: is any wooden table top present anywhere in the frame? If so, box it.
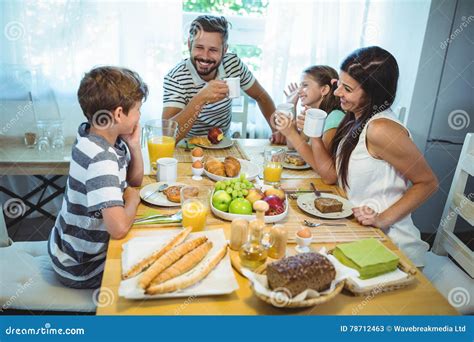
[95,139,457,315]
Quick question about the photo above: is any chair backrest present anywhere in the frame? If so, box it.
[0,208,12,247]
[432,133,473,277]
[231,91,249,138]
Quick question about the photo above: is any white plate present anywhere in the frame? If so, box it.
[204,158,261,182]
[119,229,238,299]
[196,136,234,149]
[296,193,353,219]
[139,182,186,207]
[283,152,311,170]
[210,185,288,223]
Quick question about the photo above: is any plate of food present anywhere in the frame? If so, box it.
[140,182,187,207]
[283,153,311,170]
[204,157,261,182]
[188,127,234,149]
[296,193,353,219]
[210,180,288,223]
[119,228,238,299]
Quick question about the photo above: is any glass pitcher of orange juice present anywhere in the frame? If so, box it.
[263,147,285,187]
[180,186,210,232]
[144,119,178,171]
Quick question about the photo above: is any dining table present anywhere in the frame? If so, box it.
[96,139,458,316]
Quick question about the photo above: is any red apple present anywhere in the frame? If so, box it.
[263,195,285,216]
[208,127,224,144]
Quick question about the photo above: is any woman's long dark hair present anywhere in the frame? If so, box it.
[303,65,341,114]
[330,46,399,189]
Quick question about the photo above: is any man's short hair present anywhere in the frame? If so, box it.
[77,66,148,121]
[189,15,230,47]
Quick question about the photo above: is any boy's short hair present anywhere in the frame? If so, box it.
[77,66,148,121]
[189,15,230,48]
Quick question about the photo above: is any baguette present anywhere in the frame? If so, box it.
[145,245,227,295]
[150,241,213,286]
[122,227,192,279]
[139,236,208,289]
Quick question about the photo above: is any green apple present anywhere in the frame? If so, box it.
[212,190,232,212]
[228,198,253,215]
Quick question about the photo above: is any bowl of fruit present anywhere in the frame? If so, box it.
[210,175,288,223]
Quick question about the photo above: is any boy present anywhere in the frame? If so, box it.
[48,66,148,289]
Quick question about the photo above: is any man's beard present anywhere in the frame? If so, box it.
[191,56,221,76]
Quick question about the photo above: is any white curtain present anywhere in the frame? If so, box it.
[0,0,183,137]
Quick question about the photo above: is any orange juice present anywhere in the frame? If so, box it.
[148,136,176,167]
[264,162,283,184]
[182,200,208,231]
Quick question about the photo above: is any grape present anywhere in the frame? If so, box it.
[224,180,231,187]
[240,173,246,181]
[242,189,248,196]
[234,183,241,190]
[232,190,239,198]
[237,191,243,197]
[226,187,233,194]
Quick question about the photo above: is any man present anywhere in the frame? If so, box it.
[162,15,285,144]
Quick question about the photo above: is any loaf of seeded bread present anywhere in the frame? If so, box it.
[267,253,336,297]
[314,197,343,213]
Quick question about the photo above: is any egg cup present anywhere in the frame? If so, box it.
[295,232,312,253]
[192,156,204,163]
[191,167,204,181]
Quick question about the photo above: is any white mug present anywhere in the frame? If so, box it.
[224,77,240,99]
[303,108,327,138]
[276,103,295,149]
[156,157,178,183]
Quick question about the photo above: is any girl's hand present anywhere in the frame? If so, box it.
[272,110,297,137]
[352,206,388,230]
[283,82,300,105]
[121,123,141,149]
[296,106,310,131]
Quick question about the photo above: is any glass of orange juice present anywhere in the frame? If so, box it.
[180,186,210,232]
[144,119,178,171]
[263,147,285,187]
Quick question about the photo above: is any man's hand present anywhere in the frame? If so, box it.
[123,186,140,205]
[199,80,229,104]
[284,82,299,106]
[121,123,141,149]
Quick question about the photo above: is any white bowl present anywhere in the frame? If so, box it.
[210,185,288,223]
[204,158,261,182]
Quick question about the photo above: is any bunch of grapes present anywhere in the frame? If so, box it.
[214,174,254,200]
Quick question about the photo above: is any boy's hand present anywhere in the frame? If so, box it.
[121,123,141,149]
[123,186,140,205]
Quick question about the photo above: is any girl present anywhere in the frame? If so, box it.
[277,47,438,266]
[282,66,344,170]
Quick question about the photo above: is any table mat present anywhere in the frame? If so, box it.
[175,140,250,162]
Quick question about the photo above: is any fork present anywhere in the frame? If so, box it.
[303,220,346,228]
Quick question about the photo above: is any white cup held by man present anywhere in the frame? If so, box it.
[224,77,240,99]
[156,157,178,183]
[303,108,327,138]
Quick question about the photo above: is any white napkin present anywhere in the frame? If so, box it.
[119,229,239,299]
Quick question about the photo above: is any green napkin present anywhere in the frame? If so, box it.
[334,238,399,279]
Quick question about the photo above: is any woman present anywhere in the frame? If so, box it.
[281,66,344,170]
[277,47,438,266]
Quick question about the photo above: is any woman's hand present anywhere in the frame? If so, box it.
[284,82,300,105]
[352,206,389,230]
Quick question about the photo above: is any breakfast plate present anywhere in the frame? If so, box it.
[204,158,261,182]
[282,152,311,170]
[139,182,186,207]
[296,193,353,219]
[196,136,234,149]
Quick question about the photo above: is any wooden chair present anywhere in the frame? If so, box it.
[432,133,473,277]
[231,91,249,138]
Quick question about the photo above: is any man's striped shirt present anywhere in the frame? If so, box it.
[48,122,129,289]
[163,53,255,137]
